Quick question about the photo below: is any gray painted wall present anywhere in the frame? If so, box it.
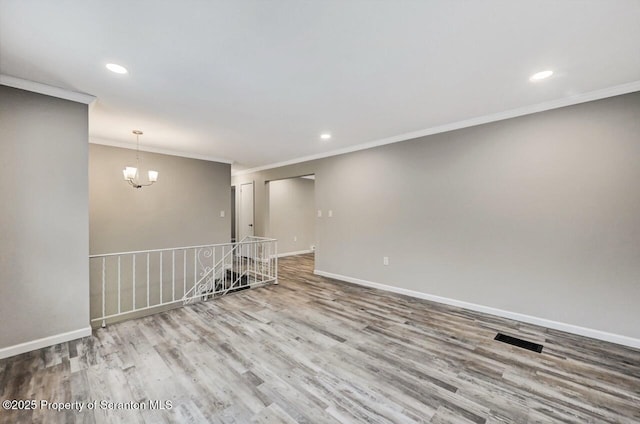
[89,144,231,323]
[0,85,90,349]
[89,144,231,253]
[233,91,640,340]
[267,177,315,254]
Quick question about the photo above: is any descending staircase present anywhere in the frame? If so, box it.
[182,236,275,305]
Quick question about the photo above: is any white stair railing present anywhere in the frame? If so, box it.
[89,237,277,327]
[182,236,277,303]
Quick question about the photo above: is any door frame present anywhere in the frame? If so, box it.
[238,181,255,241]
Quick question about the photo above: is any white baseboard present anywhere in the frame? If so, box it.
[313,270,640,349]
[277,249,314,258]
[0,327,92,360]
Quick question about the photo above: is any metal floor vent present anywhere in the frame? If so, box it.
[494,333,543,353]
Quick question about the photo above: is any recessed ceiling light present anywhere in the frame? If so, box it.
[529,70,553,81]
[320,133,332,140]
[106,63,128,74]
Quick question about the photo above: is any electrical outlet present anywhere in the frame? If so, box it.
[328,210,333,217]
[317,210,322,218]
[220,210,225,218]
[311,245,316,251]
[383,256,389,266]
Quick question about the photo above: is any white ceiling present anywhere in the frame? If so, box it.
[1,1,639,172]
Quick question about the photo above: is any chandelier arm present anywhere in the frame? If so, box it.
[127,179,155,188]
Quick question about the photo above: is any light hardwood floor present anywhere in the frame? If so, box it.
[1,253,639,423]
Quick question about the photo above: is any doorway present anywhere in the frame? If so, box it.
[230,186,236,242]
[266,175,316,262]
[238,182,254,256]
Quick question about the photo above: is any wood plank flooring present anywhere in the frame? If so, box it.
[1,253,639,423]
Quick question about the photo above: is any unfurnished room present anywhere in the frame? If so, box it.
[1,1,639,423]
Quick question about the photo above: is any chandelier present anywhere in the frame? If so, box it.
[122,130,158,189]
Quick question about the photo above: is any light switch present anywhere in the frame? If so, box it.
[317,210,322,218]
[220,210,225,218]
[328,210,333,218]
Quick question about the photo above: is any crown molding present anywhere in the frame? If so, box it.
[90,137,234,165]
[233,80,640,176]
[0,74,96,105]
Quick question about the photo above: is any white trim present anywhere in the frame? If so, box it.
[313,270,640,350]
[277,249,314,258]
[0,74,96,105]
[0,327,92,360]
[233,80,640,176]
[90,237,276,258]
[90,137,234,164]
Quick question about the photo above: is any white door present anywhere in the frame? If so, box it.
[239,182,254,242]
